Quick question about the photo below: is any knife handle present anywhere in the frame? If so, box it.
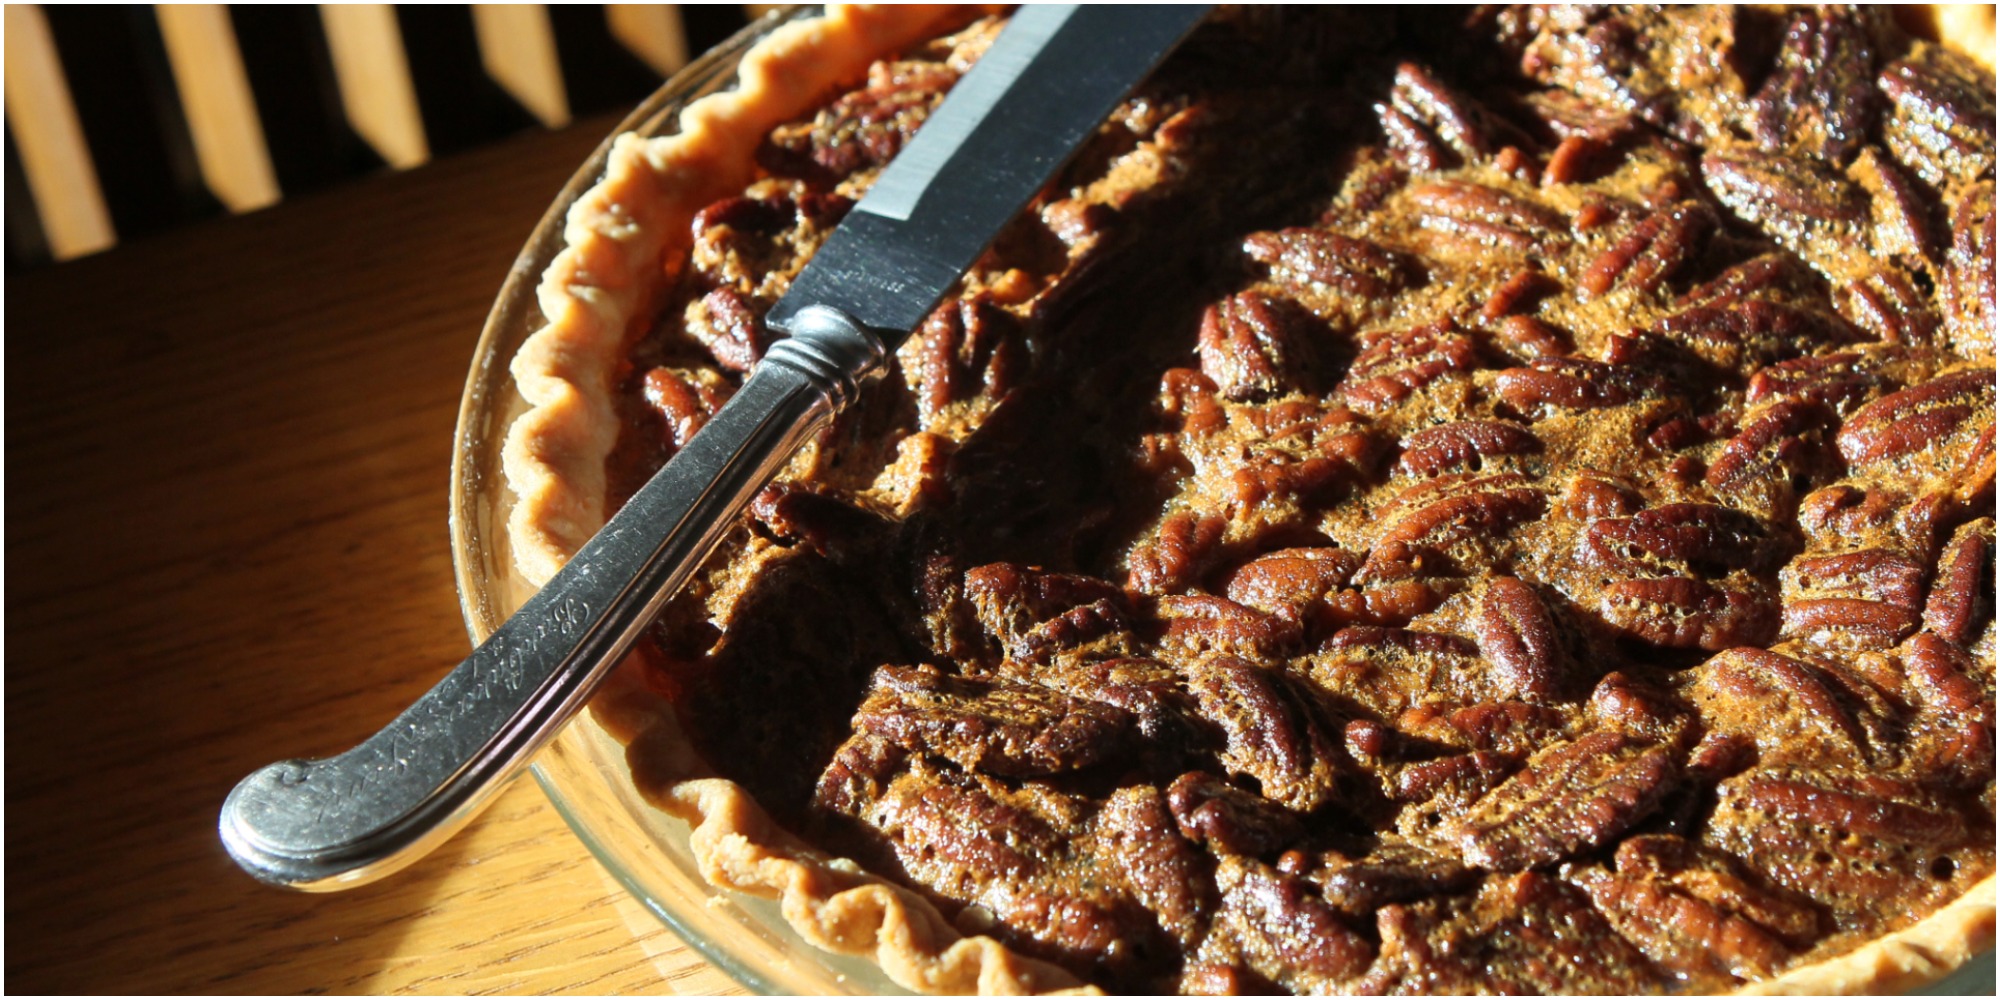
[220,306,886,890]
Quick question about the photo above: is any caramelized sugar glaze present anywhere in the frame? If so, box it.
[604,8,1994,993]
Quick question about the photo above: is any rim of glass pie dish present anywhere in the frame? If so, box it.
[446,7,907,995]
[444,6,1995,996]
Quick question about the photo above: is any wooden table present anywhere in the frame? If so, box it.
[8,116,743,995]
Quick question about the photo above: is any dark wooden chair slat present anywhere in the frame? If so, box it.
[678,7,756,66]
[229,6,384,198]
[6,123,52,273]
[395,5,538,159]
[548,6,665,118]
[42,6,220,241]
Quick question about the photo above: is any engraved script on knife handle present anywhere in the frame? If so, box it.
[220,308,884,890]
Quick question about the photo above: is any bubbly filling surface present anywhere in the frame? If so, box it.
[609,8,1995,994]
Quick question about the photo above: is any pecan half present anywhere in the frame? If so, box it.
[1408,180,1562,254]
[1706,768,1973,912]
[1127,510,1228,596]
[1746,6,1883,165]
[1571,834,1817,981]
[1096,786,1213,948]
[1494,357,1665,412]
[1684,647,1872,763]
[1578,201,1715,299]
[1183,657,1341,812]
[1221,547,1359,632]
[761,59,959,181]
[687,287,769,372]
[1878,45,1997,189]
[913,298,1022,424]
[1585,503,1785,576]
[1157,595,1303,666]
[1836,368,1993,468]
[1211,857,1375,989]
[1745,351,1885,414]
[1313,842,1478,919]
[1924,518,1995,646]
[1594,576,1779,651]
[963,563,1131,663]
[1441,730,1677,871]
[1167,770,1306,857]
[1243,228,1410,299]
[1650,296,1856,371]
[853,665,1137,777]
[1197,291,1320,402]
[1368,473,1547,574]
[1473,577,1565,702]
[1339,321,1478,413]
[641,366,734,457]
[1704,400,1839,499]
[1397,420,1542,479]
[1703,145,1868,254]
[1364,871,1657,994]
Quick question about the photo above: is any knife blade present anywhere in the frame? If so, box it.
[766,3,1211,342]
[221,4,1210,890]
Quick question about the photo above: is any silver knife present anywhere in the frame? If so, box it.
[221,4,1211,891]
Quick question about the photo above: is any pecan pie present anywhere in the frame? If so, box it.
[504,5,1996,994]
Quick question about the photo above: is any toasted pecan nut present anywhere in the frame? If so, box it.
[1784,548,1927,609]
[1197,291,1319,402]
[1706,769,1974,911]
[1243,228,1410,299]
[1313,844,1479,919]
[1221,547,1359,631]
[1212,857,1375,989]
[1685,646,1873,764]
[1097,786,1212,947]
[1702,145,1870,262]
[1183,657,1340,813]
[1408,180,1563,254]
[853,666,1137,777]
[1586,502,1785,576]
[1167,771,1306,858]
[1473,577,1565,703]
[1440,730,1677,871]
[1494,357,1664,412]
[1747,6,1884,165]
[760,59,959,181]
[1924,518,1995,645]
[964,562,1131,663]
[1128,510,1229,596]
[1899,633,1996,786]
[913,299,1022,424]
[1836,368,1994,467]
[688,287,769,372]
[1878,45,1997,188]
[1397,420,1542,479]
[1578,200,1715,299]
[1572,833,1819,980]
[641,366,734,456]
[1594,576,1779,651]
[1705,400,1839,497]
[1339,322,1478,413]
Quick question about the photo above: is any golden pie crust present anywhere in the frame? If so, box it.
[501,5,1997,994]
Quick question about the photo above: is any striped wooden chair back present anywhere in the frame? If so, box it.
[6,4,766,269]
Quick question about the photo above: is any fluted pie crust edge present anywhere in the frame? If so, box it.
[498,5,1997,995]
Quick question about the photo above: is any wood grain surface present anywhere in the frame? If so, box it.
[6,116,743,995]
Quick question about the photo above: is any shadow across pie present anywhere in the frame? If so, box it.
[502,5,1998,994]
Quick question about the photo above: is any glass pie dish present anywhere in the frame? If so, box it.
[448,9,904,994]
[448,6,1996,996]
